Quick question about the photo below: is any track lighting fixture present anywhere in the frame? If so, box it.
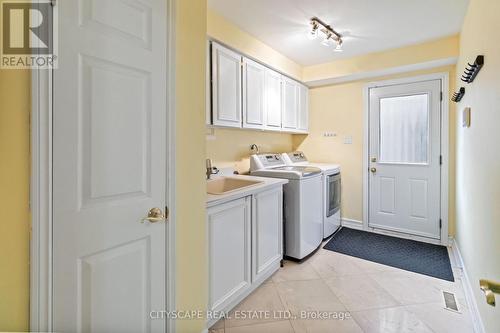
[308,17,343,51]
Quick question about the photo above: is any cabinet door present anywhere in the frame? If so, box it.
[208,197,251,312]
[242,58,266,129]
[297,83,309,132]
[282,76,298,130]
[211,42,242,128]
[252,187,283,282]
[264,69,282,130]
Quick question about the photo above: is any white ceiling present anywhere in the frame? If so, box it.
[208,0,469,66]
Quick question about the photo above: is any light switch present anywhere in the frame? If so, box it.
[463,107,471,127]
[344,135,353,144]
[323,132,337,137]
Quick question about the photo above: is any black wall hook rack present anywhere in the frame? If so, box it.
[461,55,484,83]
[452,87,465,102]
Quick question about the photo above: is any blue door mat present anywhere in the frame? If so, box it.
[323,227,454,282]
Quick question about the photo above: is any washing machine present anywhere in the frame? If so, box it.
[250,153,323,260]
[282,152,341,239]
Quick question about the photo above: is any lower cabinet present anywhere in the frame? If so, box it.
[208,197,252,313]
[207,187,283,318]
[252,187,283,282]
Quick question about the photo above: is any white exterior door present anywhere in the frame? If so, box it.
[242,57,266,129]
[211,42,242,128]
[264,69,282,130]
[282,76,298,130]
[53,0,169,332]
[368,80,442,239]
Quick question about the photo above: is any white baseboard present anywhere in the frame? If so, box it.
[449,238,485,333]
[341,218,363,230]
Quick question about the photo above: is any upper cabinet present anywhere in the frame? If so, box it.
[281,76,299,131]
[242,58,266,129]
[208,41,308,133]
[264,69,283,131]
[297,83,309,132]
[211,43,242,128]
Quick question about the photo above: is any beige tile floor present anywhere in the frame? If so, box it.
[209,241,474,333]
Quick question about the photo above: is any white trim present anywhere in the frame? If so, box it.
[30,61,53,332]
[340,218,364,230]
[306,57,457,87]
[165,0,176,331]
[362,72,450,246]
[30,0,177,331]
[449,238,485,333]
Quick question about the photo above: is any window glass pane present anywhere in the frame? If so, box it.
[379,94,429,164]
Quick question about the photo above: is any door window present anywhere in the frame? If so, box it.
[379,94,429,164]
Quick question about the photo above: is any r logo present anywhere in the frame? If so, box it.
[2,1,52,54]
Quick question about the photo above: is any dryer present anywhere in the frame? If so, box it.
[250,154,323,260]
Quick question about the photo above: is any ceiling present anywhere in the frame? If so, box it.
[208,0,469,66]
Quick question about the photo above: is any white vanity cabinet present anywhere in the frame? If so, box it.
[208,197,252,313]
[252,187,283,282]
[211,42,243,128]
[207,183,284,320]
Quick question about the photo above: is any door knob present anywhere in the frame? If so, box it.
[370,167,377,173]
[141,207,166,223]
[480,279,500,306]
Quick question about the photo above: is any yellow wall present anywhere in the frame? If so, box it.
[0,69,30,330]
[293,66,457,234]
[454,0,500,331]
[303,35,459,82]
[175,1,208,332]
[208,9,302,80]
[206,9,302,173]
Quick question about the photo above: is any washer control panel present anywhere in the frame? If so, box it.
[287,151,308,163]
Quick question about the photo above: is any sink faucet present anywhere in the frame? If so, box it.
[206,158,220,180]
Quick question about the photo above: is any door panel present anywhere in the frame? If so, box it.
[212,42,242,127]
[368,80,441,239]
[53,0,168,331]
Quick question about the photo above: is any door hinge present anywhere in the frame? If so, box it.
[439,219,442,229]
[440,91,443,101]
[439,155,443,165]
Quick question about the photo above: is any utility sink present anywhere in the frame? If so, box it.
[207,177,263,195]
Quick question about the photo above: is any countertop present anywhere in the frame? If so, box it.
[206,174,288,208]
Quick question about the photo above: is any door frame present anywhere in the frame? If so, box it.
[30,0,177,331]
[362,72,449,246]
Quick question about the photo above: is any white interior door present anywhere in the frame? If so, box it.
[53,0,169,332]
[368,80,442,239]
